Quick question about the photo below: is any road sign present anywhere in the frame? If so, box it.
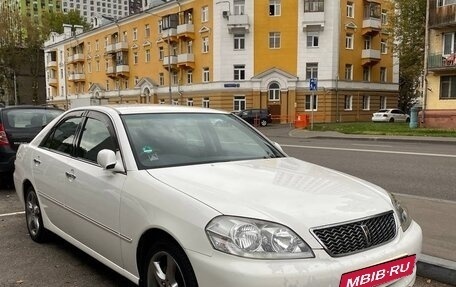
[310,78,317,91]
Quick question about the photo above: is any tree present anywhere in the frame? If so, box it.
[41,10,91,36]
[387,0,427,113]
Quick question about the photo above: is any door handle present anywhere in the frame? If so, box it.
[65,171,76,181]
[33,158,41,165]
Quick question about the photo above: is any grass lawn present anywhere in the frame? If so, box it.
[311,122,456,137]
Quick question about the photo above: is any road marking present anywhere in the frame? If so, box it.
[0,211,25,218]
[281,144,456,158]
[352,143,393,148]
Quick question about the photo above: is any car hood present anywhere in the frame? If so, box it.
[147,157,393,239]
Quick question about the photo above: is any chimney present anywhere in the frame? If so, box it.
[74,25,84,35]
[63,24,73,37]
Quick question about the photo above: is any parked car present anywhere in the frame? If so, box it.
[237,108,272,126]
[0,105,63,185]
[372,109,410,123]
[14,105,421,287]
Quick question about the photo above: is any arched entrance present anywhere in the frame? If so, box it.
[268,82,281,123]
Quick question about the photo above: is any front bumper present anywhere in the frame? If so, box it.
[188,221,422,287]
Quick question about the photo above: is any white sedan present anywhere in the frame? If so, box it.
[14,105,422,287]
[372,109,411,123]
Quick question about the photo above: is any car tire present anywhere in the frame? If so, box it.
[25,186,50,243]
[260,119,268,127]
[389,118,395,123]
[141,240,198,287]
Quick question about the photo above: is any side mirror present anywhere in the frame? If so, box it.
[272,141,284,153]
[97,149,125,172]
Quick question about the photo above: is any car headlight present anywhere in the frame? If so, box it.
[389,193,412,232]
[205,216,314,259]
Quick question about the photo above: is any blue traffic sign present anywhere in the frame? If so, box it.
[310,78,317,91]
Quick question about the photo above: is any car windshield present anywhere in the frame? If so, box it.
[122,113,284,169]
[3,108,63,129]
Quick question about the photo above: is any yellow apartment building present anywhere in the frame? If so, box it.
[425,0,456,129]
[44,0,398,123]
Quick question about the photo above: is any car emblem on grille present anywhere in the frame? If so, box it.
[359,224,372,246]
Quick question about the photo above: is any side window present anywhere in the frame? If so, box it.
[76,117,117,163]
[41,116,82,155]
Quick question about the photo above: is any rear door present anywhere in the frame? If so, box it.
[32,110,84,230]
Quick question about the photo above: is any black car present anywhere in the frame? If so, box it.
[0,106,63,186]
[237,109,272,127]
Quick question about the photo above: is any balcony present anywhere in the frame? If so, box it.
[106,41,129,54]
[362,18,381,35]
[161,28,178,42]
[68,72,85,82]
[429,1,456,29]
[47,60,57,68]
[428,53,456,73]
[48,78,58,86]
[227,14,250,34]
[67,53,84,64]
[106,65,130,78]
[163,56,178,68]
[177,24,195,38]
[362,49,381,65]
[177,53,195,68]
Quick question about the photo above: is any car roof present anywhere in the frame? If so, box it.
[71,105,228,115]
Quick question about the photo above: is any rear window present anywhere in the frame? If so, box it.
[3,108,63,129]
[377,109,388,113]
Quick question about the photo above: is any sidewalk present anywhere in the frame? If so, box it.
[261,125,456,285]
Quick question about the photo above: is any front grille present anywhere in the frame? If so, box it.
[312,211,396,257]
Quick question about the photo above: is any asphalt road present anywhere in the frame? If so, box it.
[1,135,455,286]
[270,137,456,202]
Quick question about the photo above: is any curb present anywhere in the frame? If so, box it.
[305,135,456,145]
[417,255,456,285]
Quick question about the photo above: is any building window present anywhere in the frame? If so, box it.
[269,32,281,49]
[364,36,372,49]
[234,34,245,50]
[145,49,151,62]
[159,47,164,60]
[344,64,353,80]
[381,39,387,54]
[304,0,324,12]
[346,33,354,49]
[438,0,456,6]
[269,0,281,16]
[159,99,165,104]
[187,98,194,106]
[172,71,178,84]
[201,6,208,22]
[187,70,193,84]
[443,32,456,55]
[203,67,210,82]
[95,40,99,51]
[233,0,245,15]
[135,76,139,85]
[306,63,318,80]
[268,82,280,101]
[362,95,370,110]
[380,67,387,82]
[381,9,388,25]
[363,66,371,81]
[344,95,353,110]
[96,60,100,72]
[106,80,110,91]
[172,99,179,105]
[133,52,138,64]
[234,65,245,80]
[347,1,354,18]
[87,61,92,73]
[202,37,209,53]
[307,32,319,47]
[123,31,128,42]
[305,94,318,111]
[233,96,246,111]
[380,96,387,109]
[159,73,164,86]
[133,27,137,40]
[145,24,150,37]
[203,97,210,108]
[440,76,456,98]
